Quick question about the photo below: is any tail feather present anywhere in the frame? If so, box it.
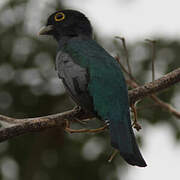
[120,127,147,167]
[109,112,147,167]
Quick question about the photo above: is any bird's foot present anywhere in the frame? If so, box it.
[131,104,142,131]
[73,106,84,114]
[105,119,110,126]
[108,149,119,163]
[64,120,108,134]
[73,118,88,125]
[132,121,142,131]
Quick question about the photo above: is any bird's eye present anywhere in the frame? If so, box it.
[54,12,65,22]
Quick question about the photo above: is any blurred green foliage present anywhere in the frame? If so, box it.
[0,0,179,180]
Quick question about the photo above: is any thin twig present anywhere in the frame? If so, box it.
[115,56,136,82]
[150,95,180,118]
[116,56,180,119]
[108,149,119,163]
[128,68,180,103]
[127,80,180,118]
[145,39,157,82]
[127,79,180,118]
[115,36,133,76]
[127,76,180,118]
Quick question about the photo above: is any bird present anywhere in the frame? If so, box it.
[39,9,147,167]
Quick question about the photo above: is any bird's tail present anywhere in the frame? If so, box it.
[109,112,147,167]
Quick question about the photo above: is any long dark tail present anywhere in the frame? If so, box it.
[109,112,147,167]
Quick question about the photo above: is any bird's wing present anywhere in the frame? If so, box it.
[63,38,146,167]
[55,50,94,111]
[64,38,131,141]
[64,39,128,112]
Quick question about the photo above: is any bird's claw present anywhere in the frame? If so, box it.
[73,106,83,114]
[105,119,110,126]
[131,104,142,131]
[64,120,108,134]
[132,121,142,131]
[73,118,88,125]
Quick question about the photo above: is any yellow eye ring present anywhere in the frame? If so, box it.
[54,12,65,22]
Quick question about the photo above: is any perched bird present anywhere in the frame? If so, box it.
[39,10,147,167]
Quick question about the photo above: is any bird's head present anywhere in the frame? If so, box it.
[39,10,93,41]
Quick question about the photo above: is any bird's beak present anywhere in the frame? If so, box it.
[38,25,54,35]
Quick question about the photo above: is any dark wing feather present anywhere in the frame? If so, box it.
[55,50,94,111]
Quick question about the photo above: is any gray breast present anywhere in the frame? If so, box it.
[55,51,94,112]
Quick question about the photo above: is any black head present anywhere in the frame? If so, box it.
[39,10,93,41]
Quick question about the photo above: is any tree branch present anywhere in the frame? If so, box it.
[0,109,92,142]
[128,68,180,104]
[116,56,180,118]
[0,68,179,143]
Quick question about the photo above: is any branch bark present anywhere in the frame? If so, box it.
[0,68,179,143]
[128,68,180,105]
